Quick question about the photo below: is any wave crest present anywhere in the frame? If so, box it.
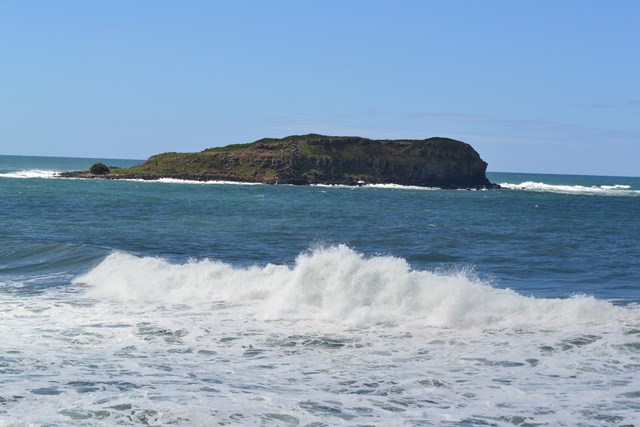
[0,169,60,179]
[73,246,635,328]
[500,181,639,196]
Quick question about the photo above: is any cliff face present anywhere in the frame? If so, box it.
[75,134,497,189]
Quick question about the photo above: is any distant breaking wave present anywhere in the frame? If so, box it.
[312,183,441,190]
[0,169,449,190]
[74,245,637,329]
[500,181,639,196]
[0,170,263,185]
[3,169,637,197]
[0,169,60,179]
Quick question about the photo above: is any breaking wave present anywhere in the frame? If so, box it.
[74,245,637,329]
[153,177,262,185]
[500,181,639,196]
[0,169,60,179]
[311,183,440,190]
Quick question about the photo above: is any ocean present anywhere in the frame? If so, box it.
[0,154,639,426]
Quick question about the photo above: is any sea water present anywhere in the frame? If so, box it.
[0,155,639,426]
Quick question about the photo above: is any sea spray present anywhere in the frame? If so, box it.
[75,245,636,329]
[0,170,60,179]
[500,181,640,196]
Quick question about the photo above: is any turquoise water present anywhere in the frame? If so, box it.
[1,155,639,426]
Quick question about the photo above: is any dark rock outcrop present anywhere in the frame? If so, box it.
[62,134,499,189]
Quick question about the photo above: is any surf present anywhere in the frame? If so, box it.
[500,180,640,196]
[74,245,638,329]
[0,169,60,179]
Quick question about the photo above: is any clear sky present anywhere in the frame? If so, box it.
[1,1,638,176]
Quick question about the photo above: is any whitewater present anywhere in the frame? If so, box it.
[1,156,639,426]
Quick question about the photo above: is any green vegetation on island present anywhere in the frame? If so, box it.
[89,163,110,175]
[64,134,498,189]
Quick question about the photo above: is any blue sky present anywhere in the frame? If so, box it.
[1,1,638,176]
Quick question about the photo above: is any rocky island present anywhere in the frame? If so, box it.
[62,134,499,189]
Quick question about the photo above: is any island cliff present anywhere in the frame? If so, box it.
[62,134,498,189]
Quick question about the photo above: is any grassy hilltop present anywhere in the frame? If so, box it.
[66,134,497,189]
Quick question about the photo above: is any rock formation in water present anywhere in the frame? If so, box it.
[62,134,499,189]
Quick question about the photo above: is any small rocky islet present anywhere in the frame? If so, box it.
[62,134,499,189]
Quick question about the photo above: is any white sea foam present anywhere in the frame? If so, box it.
[82,177,264,186]
[365,183,440,190]
[75,246,635,329]
[154,177,263,185]
[3,247,639,425]
[311,183,440,190]
[500,181,639,196]
[0,170,60,179]
[600,184,631,189]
